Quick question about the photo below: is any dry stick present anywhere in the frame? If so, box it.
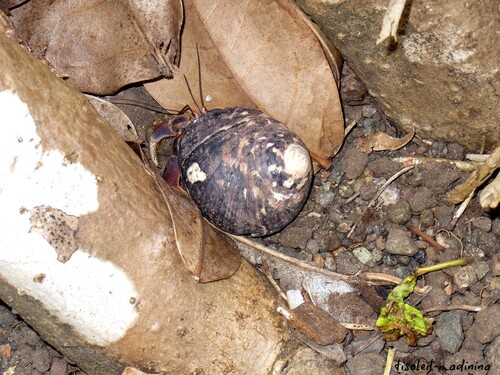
[347,165,414,238]
[383,347,397,375]
[450,189,475,229]
[392,156,481,172]
[231,235,428,294]
[406,225,446,251]
[423,304,482,314]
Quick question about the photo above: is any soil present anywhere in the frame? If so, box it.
[1,63,498,375]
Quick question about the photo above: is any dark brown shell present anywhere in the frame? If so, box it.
[178,107,312,236]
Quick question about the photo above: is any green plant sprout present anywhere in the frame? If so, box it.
[376,258,471,346]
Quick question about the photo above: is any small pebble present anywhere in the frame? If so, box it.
[312,253,325,268]
[306,239,320,254]
[414,249,427,264]
[341,148,369,180]
[420,209,435,228]
[446,142,465,160]
[435,311,464,354]
[472,217,492,232]
[385,228,418,256]
[408,187,437,213]
[472,261,489,281]
[429,140,448,158]
[296,250,313,262]
[398,255,411,266]
[383,254,399,266]
[361,104,377,117]
[316,190,335,207]
[492,218,500,236]
[454,265,478,289]
[352,247,373,265]
[323,253,336,271]
[32,347,51,372]
[337,184,354,198]
[386,200,411,224]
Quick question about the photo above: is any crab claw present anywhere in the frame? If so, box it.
[162,155,182,188]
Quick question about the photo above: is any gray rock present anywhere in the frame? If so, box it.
[408,186,437,213]
[454,265,478,289]
[484,336,500,374]
[435,311,464,353]
[341,148,369,180]
[429,140,448,158]
[387,200,411,224]
[306,239,320,254]
[385,228,418,256]
[32,347,51,372]
[352,246,372,265]
[472,261,490,281]
[346,352,386,375]
[316,190,335,207]
[285,347,344,375]
[335,251,364,275]
[419,208,435,228]
[468,304,500,344]
[493,218,500,236]
[472,217,492,232]
[362,104,377,117]
[279,226,313,249]
[447,142,465,160]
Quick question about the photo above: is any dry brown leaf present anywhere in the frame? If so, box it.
[480,173,500,210]
[146,0,344,161]
[448,146,500,204]
[144,0,257,112]
[9,0,183,94]
[85,95,142,144]
[358,128,415,154]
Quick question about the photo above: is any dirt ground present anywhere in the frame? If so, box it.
[1,63,498,374]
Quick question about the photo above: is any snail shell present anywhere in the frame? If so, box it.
[178,107,312,236]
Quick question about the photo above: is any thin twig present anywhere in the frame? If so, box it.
[347,166,414,237]
[233,234,430,293]
[383,347,397,375]
[407,225,445,251]
[261,262,288,302]
[450,189,475,229]
[344,120,358,137]
[363,272,429,294]
[423,304,482,314]
[392,156,481,171]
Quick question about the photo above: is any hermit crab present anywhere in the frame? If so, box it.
[150,79,312,237]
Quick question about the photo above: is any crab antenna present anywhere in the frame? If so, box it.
[195,44,207,114]
[183,74,202,114]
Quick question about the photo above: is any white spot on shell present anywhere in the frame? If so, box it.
[186,162,206,184]
[283,179,294,189]
[283,144,311,179]
[272,190,291,202]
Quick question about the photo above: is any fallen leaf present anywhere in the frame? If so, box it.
[480,173,500,210]
[358,128,415,153]
[86,95,142,144]
[142,150,241,283]
[146,0,344,162]
[447,146,500,204]
[10,0,183,94]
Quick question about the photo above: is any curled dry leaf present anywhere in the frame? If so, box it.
[448,146,500,204]
[9,0,183,94]
[480,173,500,210]
[85,95,142,144]
[143,154,241,283]
[357,128,415,154]
[146,0,344,162]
